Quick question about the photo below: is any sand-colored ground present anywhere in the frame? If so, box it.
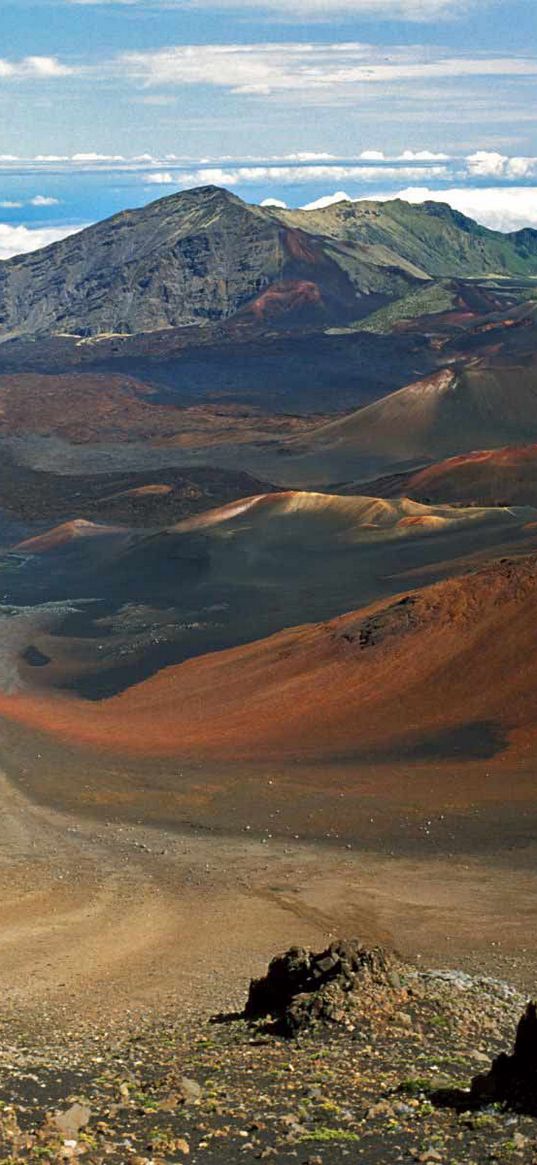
[2,758,537,1032]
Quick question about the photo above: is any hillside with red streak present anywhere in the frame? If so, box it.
[405,445,537,506]
[246,280,323,322]
[1,555,537,765]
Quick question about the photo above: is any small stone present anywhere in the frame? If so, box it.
[178,1077,202,1104]
[53,1103,92,1140]
[367,1101,395,1118]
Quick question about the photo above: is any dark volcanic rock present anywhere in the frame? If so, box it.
[470,1000,537,1113]
[245,940,395,1035]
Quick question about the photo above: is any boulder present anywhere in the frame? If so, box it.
[245,940,395,1035]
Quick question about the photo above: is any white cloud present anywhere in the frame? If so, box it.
[144,162,449,188]
[71,152,125,161]
[276,151,337,161]
[0,222,84,261]
[144,171,176,184]
[0,56,73,80]
[364,186,537,231]
[398,148,450,160]
[30,194,60,206]
[466,150,537,179]
[0,195,61,210]
[302,190,352,209]
[466,150,507,177]
[118,43,537,98]
[260,197,288,207]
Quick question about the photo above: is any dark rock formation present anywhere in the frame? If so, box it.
[471,1000,537,1113]
[245,940,396,1036]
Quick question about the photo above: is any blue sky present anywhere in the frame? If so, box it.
[0,0,536,256]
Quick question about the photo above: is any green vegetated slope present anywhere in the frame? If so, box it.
[280,198,537,278]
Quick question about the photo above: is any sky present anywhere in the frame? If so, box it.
[0,0,536,258]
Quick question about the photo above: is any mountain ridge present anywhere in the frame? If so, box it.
[1,185,537,342]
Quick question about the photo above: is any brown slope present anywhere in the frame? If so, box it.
[0,372,327,449]
[258,351,537,487]
[1,555,537,764]
[340,445,537,508]
[166,489,532,540]
[403,445,537,508]
[19,490,526,556]
[0,372,177,443]
[15,519,129,555]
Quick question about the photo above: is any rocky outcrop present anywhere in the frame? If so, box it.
[471,1001,537,1114]
[245,940,399,1035]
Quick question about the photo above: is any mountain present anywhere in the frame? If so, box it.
[1,186,537,343]
[0,187,425,341]
[259,347,537,486]
[279,198,537,280]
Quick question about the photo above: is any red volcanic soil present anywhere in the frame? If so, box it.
[16,518,126,554]
[406,445,537,507]
[2,555,537,764]
[0,374,329,448]
[246,280,322,322]
[283,228,320,264]
[0,373,176,443]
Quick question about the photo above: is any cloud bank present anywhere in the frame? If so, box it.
[0,222,83,261]
[302,185,537,231]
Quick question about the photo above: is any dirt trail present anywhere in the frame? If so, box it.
[2,767,537,1032]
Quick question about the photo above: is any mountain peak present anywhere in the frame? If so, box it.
[1,186,536,342]
[157,183,247,206]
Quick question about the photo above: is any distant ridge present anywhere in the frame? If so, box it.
[1,185,536,341]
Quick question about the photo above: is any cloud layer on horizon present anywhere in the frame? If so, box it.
[301,185,537,231]
[0,222,84,261]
